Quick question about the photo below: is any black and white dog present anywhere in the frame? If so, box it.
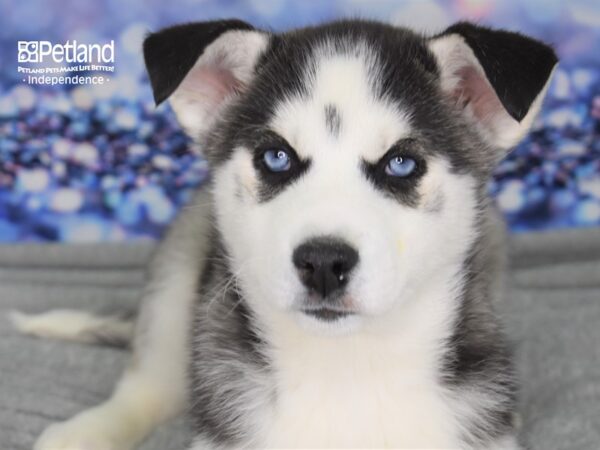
[17,18,557,449]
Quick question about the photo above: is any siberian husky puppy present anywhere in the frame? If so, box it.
[17,18,557,450]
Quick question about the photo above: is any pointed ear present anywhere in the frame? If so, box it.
[428,22,558,150]
[143,20,269,140]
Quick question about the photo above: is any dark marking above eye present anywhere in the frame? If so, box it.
[324,104,341,137]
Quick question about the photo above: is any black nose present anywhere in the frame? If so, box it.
[292,237,359,299]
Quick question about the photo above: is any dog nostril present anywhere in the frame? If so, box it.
[331,262,346,281]
[292,237,359,299]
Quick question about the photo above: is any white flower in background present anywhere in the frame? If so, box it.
[0,96,18,118]
[72,143,99,168]
[17,169,49,192]
[577,200,600,223]
[51,188,83,212]
[550,69,572,100]
[580,179,600,200]
[128,143,149,158]
[47,94,72,114]
[11,85,36,111]
[52,162,67,178]
[114,108,138,130]
[559,140,586,156]
[152,154,172,170]
[497,180,525,213]
[72,87,95,110]
[52,139,72,158]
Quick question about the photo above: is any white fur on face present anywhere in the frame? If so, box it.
[213,44,479,336]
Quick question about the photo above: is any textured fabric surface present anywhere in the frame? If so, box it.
[0,228,599,449]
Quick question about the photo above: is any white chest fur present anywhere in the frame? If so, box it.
[257,290,462,448]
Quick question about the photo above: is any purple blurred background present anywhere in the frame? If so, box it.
[1,0,599,242]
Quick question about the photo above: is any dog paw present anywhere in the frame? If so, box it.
[34,412,132,450]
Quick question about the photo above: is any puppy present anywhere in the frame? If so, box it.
[18,18,557,449]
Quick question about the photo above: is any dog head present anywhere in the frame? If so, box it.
[144,20,556,334]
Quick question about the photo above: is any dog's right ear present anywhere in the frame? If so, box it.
[143,20,269,139]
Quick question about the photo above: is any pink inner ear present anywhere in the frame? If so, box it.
[178,65,243,109]
[452,66,508,128]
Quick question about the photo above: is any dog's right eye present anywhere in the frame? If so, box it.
[263,149,291,172]
[252,139,311,201]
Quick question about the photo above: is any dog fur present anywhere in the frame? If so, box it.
[15,18,557,450]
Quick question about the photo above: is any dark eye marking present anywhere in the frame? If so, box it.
[361,138,427,207]
[250,130,311,202]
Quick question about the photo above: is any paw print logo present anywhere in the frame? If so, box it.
[18,41,39,63]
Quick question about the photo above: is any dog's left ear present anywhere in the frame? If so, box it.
[143,20,269,140]
[428,22,558,150]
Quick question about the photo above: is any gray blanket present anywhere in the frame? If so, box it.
[1,228,599,449]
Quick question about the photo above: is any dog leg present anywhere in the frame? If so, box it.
[34,188,213,450]
[34,369,181,450]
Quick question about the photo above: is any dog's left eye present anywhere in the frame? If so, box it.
[385,155,416,177]
[263,149,291,172]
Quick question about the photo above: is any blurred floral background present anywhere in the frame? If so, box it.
[1,0,599,242]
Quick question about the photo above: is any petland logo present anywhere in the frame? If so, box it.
[17,40,115,85]
[18,40,115,63]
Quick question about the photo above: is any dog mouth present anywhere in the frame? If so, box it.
[300,307,355,322]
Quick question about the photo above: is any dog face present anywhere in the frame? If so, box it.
[144,20,557,334]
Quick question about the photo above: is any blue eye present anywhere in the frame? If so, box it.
[385,155,416,177]
[263,149,291,172]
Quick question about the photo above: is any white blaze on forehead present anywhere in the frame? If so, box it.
[270,42,412,162]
